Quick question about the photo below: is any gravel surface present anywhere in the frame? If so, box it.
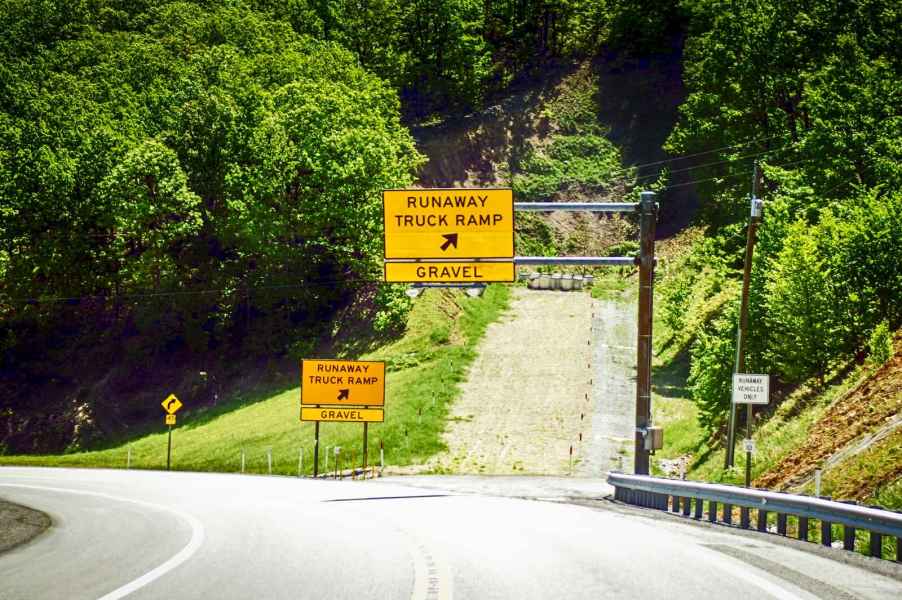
[428,287,594,475]
[578,297,637,476]
[0,498,51,554]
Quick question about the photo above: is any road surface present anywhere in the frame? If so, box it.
[1,468,900,599]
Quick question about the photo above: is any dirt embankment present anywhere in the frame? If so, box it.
[755,333,902,495]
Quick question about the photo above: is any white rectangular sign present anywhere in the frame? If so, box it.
[732,373,770,405]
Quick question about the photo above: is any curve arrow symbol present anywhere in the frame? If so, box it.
[166,399,177,411]
[440,233,458,251]
[337,389,350,401]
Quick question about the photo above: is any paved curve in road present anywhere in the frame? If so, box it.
[1,468,900,599]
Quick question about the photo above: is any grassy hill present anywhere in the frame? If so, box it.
[0,286,510,475]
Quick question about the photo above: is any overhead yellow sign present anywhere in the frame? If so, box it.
[301,407,384,423]
[383,189,514,259]
[162,394,182,415]
[384,261,515,283]
[165,414,176,426]
[301,359,385,406]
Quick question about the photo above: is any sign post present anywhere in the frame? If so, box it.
[363,422,369,474]
[301,359,385,478]
[732,374,769,486]
[313,422,320,478]
[161,394,183,471]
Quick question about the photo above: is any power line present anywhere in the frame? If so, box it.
[634,141,802,183]
[819,162,876,197]
[2,276,390,305]
[654,156,819,192]
[607,131,793,179]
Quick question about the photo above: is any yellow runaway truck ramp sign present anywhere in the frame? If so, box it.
[301,359,385,407]
[383,188,514,259]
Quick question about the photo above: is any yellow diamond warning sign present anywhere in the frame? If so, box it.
[162,394,182,414]
[301,407,384,423]
[383,189,514,259]
[384,261,515,283]
[301,359,385,406]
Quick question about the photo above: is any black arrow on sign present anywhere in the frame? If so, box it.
[440,233,458,251]
[166,398,178,411]
[337,389,350,401]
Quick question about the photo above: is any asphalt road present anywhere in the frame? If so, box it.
[1,468,900,599]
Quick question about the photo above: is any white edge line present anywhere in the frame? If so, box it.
[0,483,205,600]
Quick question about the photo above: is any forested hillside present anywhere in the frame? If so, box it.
[1,1,899,456]
[658,0,900,442]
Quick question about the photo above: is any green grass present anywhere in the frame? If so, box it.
[811,429,902,508]
[0,285,511,475]
[589,269,631,300]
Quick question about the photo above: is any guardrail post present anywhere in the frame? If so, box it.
[871,532,886,559]
[896,537,901,562]
[694,498,703,520]
[799,516,809,541]
[682,498,692,517]
[757,509,768,532]
[634,191,656,475]
[777,513,787,536]
[821,520,833,547]
[723,503,733,525]
[843,526,856,551]
[708,501,717,523]
[740,507,750,529]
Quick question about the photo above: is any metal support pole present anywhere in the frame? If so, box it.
[313,421,320,478]
[363,422,368,473]
[635,191,656,475]
[166,425,173,471]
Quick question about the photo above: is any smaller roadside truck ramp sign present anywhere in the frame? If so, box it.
[301,359,385,407]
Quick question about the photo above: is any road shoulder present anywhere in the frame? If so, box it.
[0,498,51,554]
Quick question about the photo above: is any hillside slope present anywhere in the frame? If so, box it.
[0,287,510,473]
[755,332,902,502]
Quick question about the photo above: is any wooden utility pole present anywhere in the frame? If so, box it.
[635,191,657,475]
[726,164,763,472]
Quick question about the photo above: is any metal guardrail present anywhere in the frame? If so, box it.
[608,472,902,562]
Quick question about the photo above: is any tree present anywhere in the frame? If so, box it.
[764,221,840,384]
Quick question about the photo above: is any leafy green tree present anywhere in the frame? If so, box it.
[764,221,841,384]
[688,296,738,435]
[818,190,902,342]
